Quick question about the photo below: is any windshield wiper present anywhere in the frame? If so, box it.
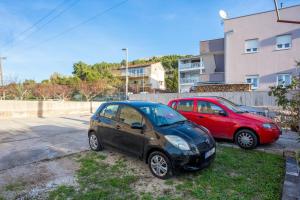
[236,111,247,113]
[158,120,186,127]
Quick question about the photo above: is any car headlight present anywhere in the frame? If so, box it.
[262,123,274,129]
[165,135,190,151]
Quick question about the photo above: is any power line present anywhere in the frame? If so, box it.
[23,0,129,51]
[1,0,68,50]
[4,0,81,53]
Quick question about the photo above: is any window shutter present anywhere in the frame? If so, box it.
[276,35,291,45]
[245,39,258,49]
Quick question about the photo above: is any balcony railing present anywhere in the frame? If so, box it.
[198,72,225,83]
[121,72,147,77]
[179,62,203,70]
[180,77,200,84]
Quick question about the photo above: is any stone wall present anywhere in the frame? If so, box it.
[193,84,251,92]
[0,100,104,119]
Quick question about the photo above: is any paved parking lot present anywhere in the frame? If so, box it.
[0,115,299,171]
[0,115,90,171]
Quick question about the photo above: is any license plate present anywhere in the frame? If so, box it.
[205,147,215,159]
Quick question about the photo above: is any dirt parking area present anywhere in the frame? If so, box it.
[0,115,299,199]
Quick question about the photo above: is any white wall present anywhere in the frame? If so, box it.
[150,63,165,90]
[0,101,104,119]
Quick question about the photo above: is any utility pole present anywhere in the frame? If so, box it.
[0,56,6,87]
[122,48,128,100]
[142,72,145,92]
[0,56,6,100]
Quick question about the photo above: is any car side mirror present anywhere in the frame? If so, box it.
[131,122,143,129]
[218,110,227,116]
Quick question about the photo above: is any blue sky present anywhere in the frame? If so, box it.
[0,0,299,82]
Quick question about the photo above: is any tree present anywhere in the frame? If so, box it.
[73,61,100,82]
[6,82,31,100]
[33,83,53,100]
[77,80,110,101]
[53,84,73,101]
[165,69,178,92]
[269,61,300,134]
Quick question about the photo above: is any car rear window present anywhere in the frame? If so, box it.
[177,100,194,112]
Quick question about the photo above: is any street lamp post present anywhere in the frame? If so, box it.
[122,48,128,100]
[0,56,6,100]
[0,56,6,87]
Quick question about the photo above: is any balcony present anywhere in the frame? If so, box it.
[198,72,225,83]
[121,72,147,77]
[179,62,203,71]
[180,77,200,84]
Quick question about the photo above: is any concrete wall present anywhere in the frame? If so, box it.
[0,100,104,119]
[129,91,277,107]
[224,5,300,90]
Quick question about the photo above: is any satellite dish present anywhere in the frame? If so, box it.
[219,10,228,19]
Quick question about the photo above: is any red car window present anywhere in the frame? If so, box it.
[170,101,177,109]
[177,100,194,112]
[197,101,223,114]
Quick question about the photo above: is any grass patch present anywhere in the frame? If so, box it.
[48,152,138,200]
[175,146,284,200]
[48,185,75,200]
[48,146,284,200]
[5,181,26,192]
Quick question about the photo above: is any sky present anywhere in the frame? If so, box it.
[0,0,299,82]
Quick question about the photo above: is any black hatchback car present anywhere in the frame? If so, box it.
[88,101,216,179]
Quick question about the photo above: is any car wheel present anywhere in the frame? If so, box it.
[235,129,258,149]
[148,151,173,179]
[89,132,103,151]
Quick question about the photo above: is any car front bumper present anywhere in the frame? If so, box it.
[169,146,216,171]
[259,128,281,144]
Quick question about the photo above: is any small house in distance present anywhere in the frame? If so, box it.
[117,62,166,94]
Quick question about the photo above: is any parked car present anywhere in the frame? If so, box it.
[88,101,216,179]
[168,97,281,149]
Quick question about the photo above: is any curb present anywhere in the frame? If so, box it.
[217,142,284,156]
[281,154,300,200]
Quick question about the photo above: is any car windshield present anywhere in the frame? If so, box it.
[217,98,245,113]
[138,104,186,127]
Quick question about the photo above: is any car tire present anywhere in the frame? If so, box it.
[148,151,173,179]
[235,129,258,149]
[89,132,103,151]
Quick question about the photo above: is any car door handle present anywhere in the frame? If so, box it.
[198,116,205,118]
[116,125,121,129]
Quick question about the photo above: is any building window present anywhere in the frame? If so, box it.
[276,35,291,50]
[246,75,259,90]
[245,39,259,53]
[277,74,291,87]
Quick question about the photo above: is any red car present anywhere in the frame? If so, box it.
[168,97,281,149]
